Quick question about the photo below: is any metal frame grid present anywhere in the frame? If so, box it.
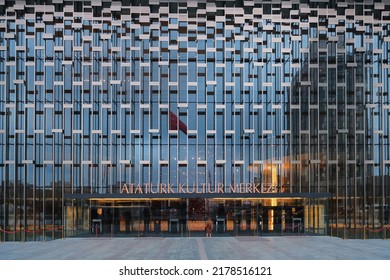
[0,0,389,240]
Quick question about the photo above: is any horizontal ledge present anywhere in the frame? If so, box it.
[65,192,333,200]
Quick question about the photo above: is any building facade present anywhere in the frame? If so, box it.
[0,0,389,241]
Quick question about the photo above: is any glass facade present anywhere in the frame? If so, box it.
[0,0,389,241]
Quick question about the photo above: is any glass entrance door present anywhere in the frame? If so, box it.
[91,204,113,237]
[91,202,151,237]
[261,206,304,235]
[113,204,149,236]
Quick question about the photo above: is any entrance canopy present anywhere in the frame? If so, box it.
[65,192,332,200]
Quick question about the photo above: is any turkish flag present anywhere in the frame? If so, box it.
[169,111,187,134]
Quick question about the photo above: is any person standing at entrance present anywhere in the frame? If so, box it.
[205,217,213,237]
[258,214,263,236]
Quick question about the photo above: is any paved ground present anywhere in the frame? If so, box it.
[0,236,389,260]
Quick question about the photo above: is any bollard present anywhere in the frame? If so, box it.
[384,226,387,240]
[363,225,366,240]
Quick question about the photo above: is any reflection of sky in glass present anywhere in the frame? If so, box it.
[0,2,389,198]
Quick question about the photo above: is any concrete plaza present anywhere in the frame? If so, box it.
[0,236,390,260]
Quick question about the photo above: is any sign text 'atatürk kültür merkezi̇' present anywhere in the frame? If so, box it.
[120,183,282,194]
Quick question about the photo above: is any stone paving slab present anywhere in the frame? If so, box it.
[0,236,389,260]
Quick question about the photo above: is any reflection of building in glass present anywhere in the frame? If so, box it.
[0,0,389,240]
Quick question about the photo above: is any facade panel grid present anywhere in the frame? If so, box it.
[0,0,389,240]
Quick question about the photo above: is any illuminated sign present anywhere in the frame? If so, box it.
[120,183,283,195]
